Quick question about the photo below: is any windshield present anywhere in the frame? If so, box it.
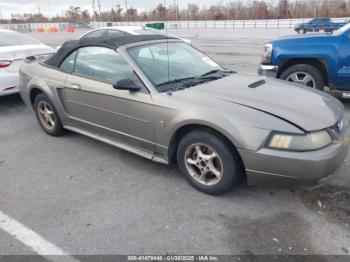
[135,28,166,35]
[135,29,178,39]
[128,42,227,92]
[333,23,350,36]
[0,31,41,47]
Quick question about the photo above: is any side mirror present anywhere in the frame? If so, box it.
[113,78,140,91]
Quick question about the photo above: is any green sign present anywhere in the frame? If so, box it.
[145,22,165,30]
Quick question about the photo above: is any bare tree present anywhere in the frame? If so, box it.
[5,0,350,24]
[111,5,123,21]
[66,6,81,22]
[155,4,167,20]
[188,4,199,20]
[277,0,290,18]
[81,10,90,21]
[126,7,138,21]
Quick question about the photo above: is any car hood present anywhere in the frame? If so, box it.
[0,44,55,60]
[186,74,343,132]
[271,33,333,43]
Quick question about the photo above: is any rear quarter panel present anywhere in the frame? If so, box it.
[20,61,68,113]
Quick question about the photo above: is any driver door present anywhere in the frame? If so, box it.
[336,34,350,90]
[60,46,155,152]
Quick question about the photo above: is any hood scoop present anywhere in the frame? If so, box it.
[248,79,266,88]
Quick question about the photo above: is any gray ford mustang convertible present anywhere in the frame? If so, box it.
[19,35,350,195]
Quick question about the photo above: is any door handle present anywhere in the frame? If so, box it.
[68,84,81,90]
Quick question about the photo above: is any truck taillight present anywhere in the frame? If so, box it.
[0,60,12,68]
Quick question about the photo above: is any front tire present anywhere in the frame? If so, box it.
[34,93,65,136]
[280,64,325,90]
[177,130,244,195]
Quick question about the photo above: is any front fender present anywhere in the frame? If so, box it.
[154,100,303,159]
[166,111,247,149]
[272,41,339,83]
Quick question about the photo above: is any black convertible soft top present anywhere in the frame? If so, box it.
[45,34,176,68]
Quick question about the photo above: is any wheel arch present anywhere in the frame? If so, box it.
[29,86,46,107]
[277,58,329,85]
[167,123,244,168]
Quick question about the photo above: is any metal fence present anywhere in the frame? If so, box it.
[92,17,348,29]
[0,17,348,32]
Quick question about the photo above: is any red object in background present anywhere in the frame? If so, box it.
[36,28,44,33]
[0,60,12,68]
[4,86,16,91]
[50,27,58,33]
[67,27,75,33]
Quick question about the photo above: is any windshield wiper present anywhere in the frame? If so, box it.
[200,69,234,77]
[156,77,196,87]
[157,70,234,92]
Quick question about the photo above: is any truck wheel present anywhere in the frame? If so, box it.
[280,64,325,90]
[176,129,244,195]
[302,29,306,34]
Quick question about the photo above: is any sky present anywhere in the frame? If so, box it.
[0,0,280,19]
[0,0,220,19]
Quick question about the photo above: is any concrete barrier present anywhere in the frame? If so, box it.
[50,27,58,32]
[66,27,75,33]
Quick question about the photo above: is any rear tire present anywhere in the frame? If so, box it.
[34,93,65,136]
[280,64,325,90]
[176,129,244,195]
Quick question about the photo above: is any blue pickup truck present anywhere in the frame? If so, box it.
[294,17,348,34]
[259,24,350,98]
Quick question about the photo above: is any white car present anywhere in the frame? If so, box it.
[0,30,54,97]
[78,26,192,44]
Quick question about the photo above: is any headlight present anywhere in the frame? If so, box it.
[261,43,273,64]
[339,114,349,131]
[266,130,332,151]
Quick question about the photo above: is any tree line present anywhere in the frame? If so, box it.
[3,0,350,24]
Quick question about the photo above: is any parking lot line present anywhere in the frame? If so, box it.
[0,210,79,262]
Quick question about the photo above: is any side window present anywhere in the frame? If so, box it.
[81,30,107,40]
[74,46,134,83]
[107,30,130,39]
[59,51,77,73]
[138,48,154,59]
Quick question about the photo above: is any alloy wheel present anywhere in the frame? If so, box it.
[38,101,55,130]
[184,143,223,186]
[286,72,316,88]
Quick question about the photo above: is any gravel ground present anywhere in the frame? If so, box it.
[0,28,349,257]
